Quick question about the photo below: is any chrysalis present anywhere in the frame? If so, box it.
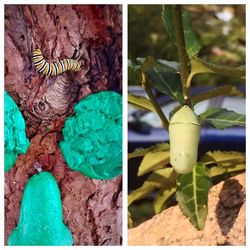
[169,105,201,174]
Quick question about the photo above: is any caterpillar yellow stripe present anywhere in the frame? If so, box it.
[32,49,81,76]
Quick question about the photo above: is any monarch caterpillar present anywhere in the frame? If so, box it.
[169,105,201,174]
[32,49,81,76]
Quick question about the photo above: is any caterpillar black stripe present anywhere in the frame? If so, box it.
[32,49,81,76]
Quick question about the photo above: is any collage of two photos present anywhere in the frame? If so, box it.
[4,3,246,247]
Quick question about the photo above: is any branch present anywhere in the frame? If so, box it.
[141,72,169,131]
[172,5,190,105]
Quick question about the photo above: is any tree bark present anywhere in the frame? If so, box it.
[4,4,122,246]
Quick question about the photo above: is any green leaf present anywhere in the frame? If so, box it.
[137,57,180,73]
[186,57,245,88]
[192,85,244,105]
[147,67,183,103]
[200,108,245,129]
[128,200,155,228]
[201,151,245,183]
[162,6,176,45]
[128,92,156,112]
[176,163,212,230]
[140,58,183,104]
[128,168,173,206]
[153,170,176,214]
[128,143,169,159]
[155,59,180,72]
[210,164,245,183]
[128,185,154,207]
[138,150,170,176]
[154,187,176,214]
[210,164,245,177]
[162,5,201,57]
[128,211,133,228]
[202,151,245,167]
[190,57,245,78]
[137,57,183,104]
[128,59,141,71]
[140,57,158,73]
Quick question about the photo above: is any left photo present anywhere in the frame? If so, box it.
[4,4,122,246]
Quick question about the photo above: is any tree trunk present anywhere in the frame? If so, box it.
[4,4,122,246]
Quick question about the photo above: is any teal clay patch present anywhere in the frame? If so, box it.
[8,172,73,246]
[4,91,30,172]
[60,91,122,180]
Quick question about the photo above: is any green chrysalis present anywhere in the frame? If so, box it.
[169,105,201,174]
[8,172,73,246]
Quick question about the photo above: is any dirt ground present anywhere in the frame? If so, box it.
[5,5,122,245]
[128,173,245,246]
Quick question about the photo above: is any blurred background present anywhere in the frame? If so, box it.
[129,5,245,87]
[128,5,245,227]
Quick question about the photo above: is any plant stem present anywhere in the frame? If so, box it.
[172,5,190,105]
[141,72,169,131]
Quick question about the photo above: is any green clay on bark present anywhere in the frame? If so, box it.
[8,172,73,246]
[4,91,30,172]
[60,91,122,180]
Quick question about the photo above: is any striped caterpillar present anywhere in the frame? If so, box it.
[32,49,81,76]
[169,105,201,174]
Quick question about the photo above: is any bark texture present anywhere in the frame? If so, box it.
[128,173,245,246]
[5,4,122,246]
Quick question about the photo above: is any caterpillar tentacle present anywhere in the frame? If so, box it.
[32,49,81,76]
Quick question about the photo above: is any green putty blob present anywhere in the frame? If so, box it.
[8,172,73,246]
[4,91,30,172]
[60,91,122,180]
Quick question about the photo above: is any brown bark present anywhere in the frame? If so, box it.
[4,4,122,246]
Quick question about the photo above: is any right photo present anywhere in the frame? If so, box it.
[128,4,245,246]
